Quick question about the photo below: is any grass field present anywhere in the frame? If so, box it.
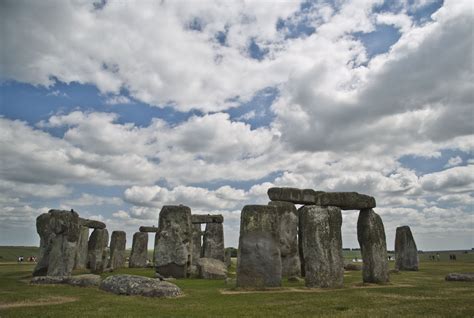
[0,247,473,317]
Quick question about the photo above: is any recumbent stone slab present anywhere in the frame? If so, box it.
[109,231,126,270]
[445,273,474,282]
[395,225,419,271]
[300,205,344,288]
[236,205,282,288]
[99,274,182,297]
[129,232,148,268]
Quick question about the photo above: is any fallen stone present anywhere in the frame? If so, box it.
[344,263,362,271]
[300,205,344,288]
[191,214,224,224]
[445,273,474,282]
[395,226,419,271]
[79,218,106,229]
[236,205,282,288]
[139,226,159,233]
[267,187,376,210]
[109,231,126,270]
[74,226,89,270]
[33,209,81,277]
[129,232,148,268]
[357,209,389,283]
[87,228,109,273]
[30,274,101,287]
[99,274,182,297]
[197,258,227,279]
[30,276,66,285]
[154,205,193,278]
[202,222,225,262]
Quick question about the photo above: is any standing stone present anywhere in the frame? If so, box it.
[129,232,148,268]
[357,208,389,283]
[33,209,81,277]
[202,222,225,262]
[300,206,344,288]
[298,207,305,277]
[154,205,193,278]
[87,228,109,273]
[74,226,90,270]
[109,231,126,270]
[269,201,300,277]
[395,226,419,271]
[236,205,282,288]
[225,248,232,268]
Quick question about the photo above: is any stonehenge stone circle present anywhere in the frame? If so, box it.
[395,226,419,271]
[300,205,344,288]
[80,218,106,229]
[268,187,376,210]
[154,205,193,278]
[74,226,90,270]
[87,228,109,273]
[109,231,126,270]
[236,205,282,288]
[202,222,225,262]
[357,209,389,283]
[129,232,148,268]
[268,201,300,277]
[139,226,159,233]
[33,209,81,277]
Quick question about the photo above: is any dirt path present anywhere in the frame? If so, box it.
[0,296,78,309]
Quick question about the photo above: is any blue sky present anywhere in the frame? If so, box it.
[1,0,472,250]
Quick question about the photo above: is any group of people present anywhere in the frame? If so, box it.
[429,253,441,261]
[17,256,37,263]
[449,254,457,261]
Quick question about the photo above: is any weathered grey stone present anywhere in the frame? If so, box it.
[30,275,66,285]
[191,223,202,265]
[139,226,159,233]
[300,206,344,288]
[191,214,224,224]
[298,207,305,277]
[357,208,389,283]
[33,209,81,277]
[109,231,126,270]
[99,274,182,297]
[79,218,106,229]
[74,226,89,270]
[269,201,300,277]
[445,273,474,282]
[395,226,419,271]
[236,205,282,288]
[202,222,225,262]
[154,205,193,278]
[268,187,376,210]
[87,228,109,273]
[197,258,227,279]
[344,263,362,271]
[225,248,232,268]
[30,274,101,287]
[129,232,148,268]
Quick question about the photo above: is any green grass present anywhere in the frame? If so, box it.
[0,246,39,262]
[0,249,473,317]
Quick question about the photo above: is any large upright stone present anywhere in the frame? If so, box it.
[357,208,389,283]
[395,226,419,271]
[109,231,126,270]
[74,226,90,270]
[33,209,81,277]
[87,228,109,273]
[129,232,148,268]
[236,205,282,288]
[191,223,202,265]
[154,205,193,278]
[202,222,225,262]
[300,206,344,288]
[269,201,300,277]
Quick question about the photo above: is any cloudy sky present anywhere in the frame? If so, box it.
[1,0,472,250]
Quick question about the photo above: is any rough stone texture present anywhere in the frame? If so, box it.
[236,205,282,288]
[225,248,232,268]
[99,274,182,297]
[357,208,389,283]
[139,226,159,232]
[395,226,419,271]
[300,205,344,288]
[30,274,101,287]
[344,263,362,271]
[129,232,149,268]
[298,207,305,277]
[202,222,225,262]
[191,214,224,224]
[74,226,89,270]
[191,223,202,264]
[268,187,376,210]
[154,205,193,278]
[109,231,126,270]
[79,218,106,229]
[269,201,301,277]
[197,258,227,279]
[87,228,109,273]
[445,273,474,282]
[33,209,81,277]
